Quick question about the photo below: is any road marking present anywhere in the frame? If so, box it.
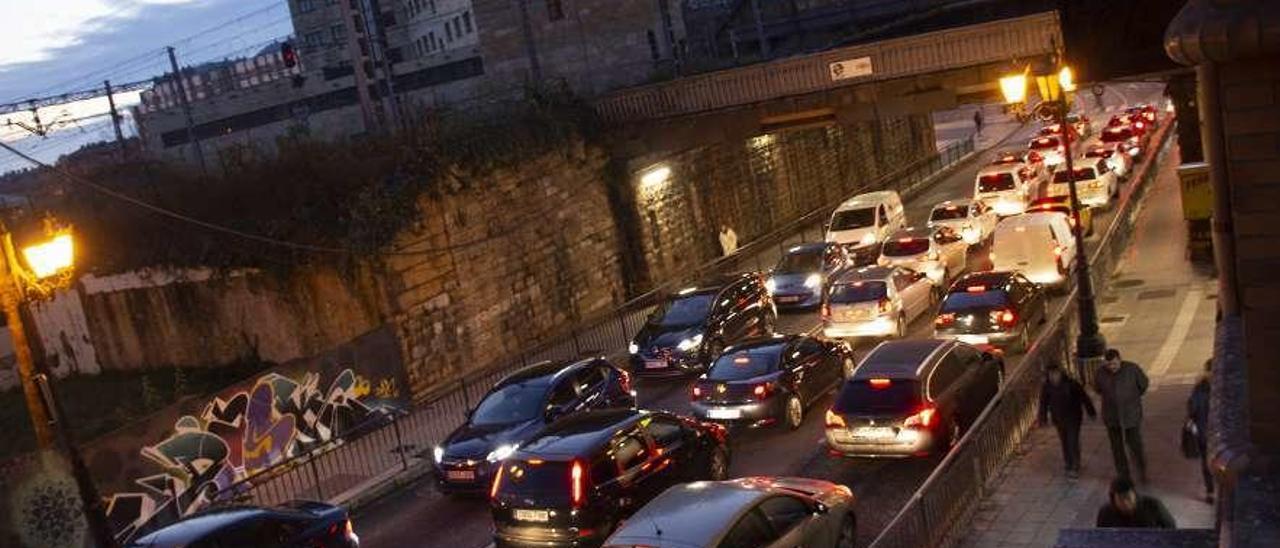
[1150,288,1203,377]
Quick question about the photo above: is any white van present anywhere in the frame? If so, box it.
[825,191,906,261]
[990,212,1078,289]
[1048,157,1119,209]
[974,163,1035,217]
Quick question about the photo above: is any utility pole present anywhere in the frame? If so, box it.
[0,230,53,449]
[515,0,544,84]
[750,0,770,57]
[342,0,381,133]
[166,47,206,175]
[363,0,401,130]
[34,372,119,548]
[103,80,127,157]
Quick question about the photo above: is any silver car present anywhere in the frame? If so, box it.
[603,477,856,548]
[822,266,935,339]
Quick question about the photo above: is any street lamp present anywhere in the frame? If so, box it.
[1,223,118,547]
[999,64,1108,361]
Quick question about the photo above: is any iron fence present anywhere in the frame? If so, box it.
[869,117,1177,548]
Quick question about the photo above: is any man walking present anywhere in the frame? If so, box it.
[973,108,985,136]
[1038,362,1096,478]
[1094,348,1150,482]
[718,224,739,256]
[1187,358,1213,502]
[1096,478,1177,528]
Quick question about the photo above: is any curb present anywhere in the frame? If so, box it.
[341,458,435,514]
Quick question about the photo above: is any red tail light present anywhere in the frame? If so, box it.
[877,297,892,314]
[619,370,632,394]
[868,378,893,389]
[570,460,586,508]
[752,382,775,400]
[992,309,1016,326]
[490,463,505,501]
[821,302,831,320]
[691,385,704,400]
[935,313,955,327]
[904,406,937,428]
[1052,245,1064,257]
[825,409,846,428]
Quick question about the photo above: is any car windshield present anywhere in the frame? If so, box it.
[977,173,1016,192]
[776,249,823,274]
[941,290,1010,312]
[930,206,968,221]
[835,379,922,414]
[471,382,546,426]
[652,293,714,327]
[1101,128,1132,142]
[708,346,783,381]
[882,238,930,257]
[1085,148,1111,158]
[829,281,887,303]
[1053,168,1097,183]
[497,460,571,506]
[831,208,876,231]
[1029,136,1060,150]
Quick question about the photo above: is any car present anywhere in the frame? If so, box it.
[824,339,1003,458]
[824,190,907,264]
[877,226,968,286]
[933,271,1049,352]
[990,212,1078,289]
[1100,124,1143,158]
[1128,104,1158,125]
[1027,195,1095,237]
[489,409,730,547]
[766,242,852,309]
[127,501,359,548]
[1027,134,1068,168]
[691,335,854,429]
[1065,114,1093,138]
[1048,157,1119,208]
[432,358,636,495]
[928,199,998,245]
[629,273,776,377]
[1084,143,1132,179]
[821,266,935,339]
[1037,121,1081,141]
[974,163,1036,217]
[602,477,856,548]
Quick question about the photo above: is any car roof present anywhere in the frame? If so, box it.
[496,357,597,388]
[854,340,950,379]
[784,242,829,255]
[723,334,797,355]
[131,507,271,546]
[673,272,753,296]
[951,271,1018,291]
[996,211,1063,228]
[606,481,770,547]
[516,409,647,457]
[838,190,898,209]
[888,226,934,240]
[977,163,1020,176]
[933,199,975,210]
[831,265,897,283]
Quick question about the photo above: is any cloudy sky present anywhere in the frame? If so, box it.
[0,0,293,173]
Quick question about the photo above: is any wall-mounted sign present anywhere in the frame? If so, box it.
[829,57,873,81]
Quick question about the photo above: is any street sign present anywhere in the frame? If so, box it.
[1178,163,1212,221]
[829,57,873,81]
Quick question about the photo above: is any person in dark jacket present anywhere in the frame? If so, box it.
[1038,362,1097,477]
[1187,358,1212,502]
[1096,478,1177,528]
[1094,348,1150,482]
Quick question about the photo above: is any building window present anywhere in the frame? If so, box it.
[305,30,325,48]
[298,0,317,13]
[462,11,473,33]
[453,17,462,38]
[646,30,659,61]
[331,24,346,45]
[446,22,453,42]
[428,31,436,51]
[546,0,564,21]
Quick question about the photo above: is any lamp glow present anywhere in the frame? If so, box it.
[640,166,671,188]
[999,74,1027,104]
[23,234,74,279]
[1058,66,1076,93]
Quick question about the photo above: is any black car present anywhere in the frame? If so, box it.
[629,273,776,377]
[765,242,852,309]
[824,339,1002,458]
[432,358,635,495]
[127,501,359,547]
[490,409,730,547]
[690,335,855,429]
[933,271,1048,352]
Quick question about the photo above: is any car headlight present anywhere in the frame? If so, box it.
[628,342,639,355]
[765,278,777,294]
[677,334,704,352]
[803,273,821,289]
[486,444,518,463]
[860,232,877,246]
[433,446,444,464]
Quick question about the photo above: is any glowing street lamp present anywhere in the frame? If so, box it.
[22,232,74,279]
[999,73,1028,104]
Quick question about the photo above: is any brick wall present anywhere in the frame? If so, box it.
[1216,56,1280,454]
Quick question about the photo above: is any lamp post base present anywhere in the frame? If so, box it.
[1077,331,1108,361]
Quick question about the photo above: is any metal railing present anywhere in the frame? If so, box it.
[869,117,1177,548]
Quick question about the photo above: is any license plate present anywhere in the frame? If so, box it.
[707,408,742,420]
[853,427,896,440]
[777,295,802,303]
[445,470,475,481]
[644,360,668,369]
[513,509,550,522]
[957,334,990,345]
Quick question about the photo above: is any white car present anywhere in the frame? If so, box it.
[928,199,998,244]
[974,163,1035,216]
[1085,144,1133,179]
[991,212,1078,290]
[825,190,906,262]
[822,266,935,339]
[878,226,968,286]
[1048,157,1119,209]
[1028,134,1067,169]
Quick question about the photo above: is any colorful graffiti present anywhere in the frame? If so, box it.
[101,367,402,543]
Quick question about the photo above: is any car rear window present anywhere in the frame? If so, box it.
[708,347,783,381]
[830,208,876,231]
[828,281,887,303]
[1029,136,1060,150]
[498,460,572,506]
[1101,128,1132,142]
[1085,148,1111,158]
[881,238,930,257]
[776,249,823,274]
[941,290,1010,312]
[835,379,922,414]
[930,206,968,221]
[977,173,1016,192]
[1053,168,1096,183]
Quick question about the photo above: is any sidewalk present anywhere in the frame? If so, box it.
[933,103,1019,151]
[958,148,1218,547]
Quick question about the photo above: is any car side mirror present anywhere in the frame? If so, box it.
[813,501,830,515]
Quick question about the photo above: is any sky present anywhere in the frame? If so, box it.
[0,0,294,174]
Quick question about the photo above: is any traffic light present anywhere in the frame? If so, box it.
[281,41,297,68]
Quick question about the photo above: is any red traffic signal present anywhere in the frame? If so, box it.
[281,42,297,68]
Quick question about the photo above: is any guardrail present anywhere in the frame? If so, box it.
[868,117,1177,548]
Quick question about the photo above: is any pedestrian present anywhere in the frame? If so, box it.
[973,108,984,135]
[1187,358,1213,502]
[1096,478,1177,528]
[1037,362,1097,478]
[718,224,739,256]
[1093,348,1151,483]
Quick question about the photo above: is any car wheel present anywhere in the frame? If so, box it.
[837,514,857,548]
[945,417,963,451]
[842,358,856,380]
[784,394,804,430]
[762,313,776,336]
[708,447,729,480]
[1014,326,1030,353]
[895,314,907,338]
